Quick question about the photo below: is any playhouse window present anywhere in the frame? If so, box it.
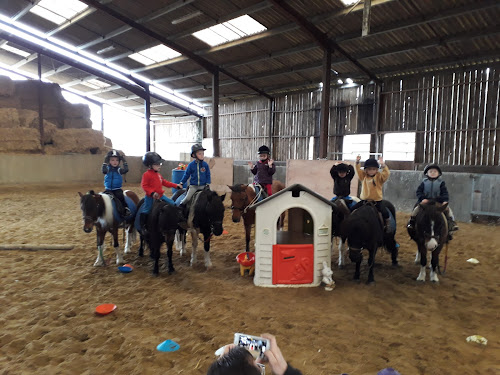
[276,208,313,245]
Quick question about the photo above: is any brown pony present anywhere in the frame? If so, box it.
[228,181,285,252]
[79,190,139,266]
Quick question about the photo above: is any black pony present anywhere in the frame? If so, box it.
[174,188,226,268]
[135,199,186,276]
[408,202,449,283]
[341,200,399,284]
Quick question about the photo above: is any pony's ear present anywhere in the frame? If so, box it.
[88,190,95,195]
[438,202,449,212]
[78,192,83,197]
[219,193,226,202]
[227,185,235,192]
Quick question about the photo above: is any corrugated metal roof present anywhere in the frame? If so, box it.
[0,0,498,116]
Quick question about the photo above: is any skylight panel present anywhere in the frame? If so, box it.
[192,15,266,47]
[340,0,359,6]
[80,79,111,90]
[30,0,88,25]
[128,44,181,66]
[0,43,31,58]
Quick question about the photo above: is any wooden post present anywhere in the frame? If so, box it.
[362,0,372,37]
[319,47,332,159]
[269,98,275,155]
[37,54,44,152]
[144,84,151,152]
[212,68,220,157]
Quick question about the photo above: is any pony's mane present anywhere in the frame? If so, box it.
[231,184,247,193]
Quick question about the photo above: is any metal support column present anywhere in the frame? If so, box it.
[37,54,44,152]
[319,47,331,159]
[212,68,220,157]
[268,98,275,154]
[100,103,104,132]
[144,84,151,152]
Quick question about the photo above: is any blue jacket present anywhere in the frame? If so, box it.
[102,163,128,190]
[416,177,449,203]
[180,159,211,186]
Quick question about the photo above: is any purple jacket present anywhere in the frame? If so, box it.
[251,160,275,184]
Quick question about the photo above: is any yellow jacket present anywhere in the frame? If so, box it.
[355,163,390,201]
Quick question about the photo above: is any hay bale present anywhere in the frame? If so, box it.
[51,128,106,154]
[63,117,92,129]
[18,109,40,128]
[63,102,91,119]
[0,128,41,153]
[104,137,113,148]
[0,108,20,128]
[0,76,15,97]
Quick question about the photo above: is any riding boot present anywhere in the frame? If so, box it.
[140,213,149,237]
[124,207,131,217]
[407,216,416,230]
[385,218,392,233]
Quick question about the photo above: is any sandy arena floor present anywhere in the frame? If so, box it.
[0,184,499,375]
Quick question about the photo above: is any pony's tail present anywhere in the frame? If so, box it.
[128,224,137,244]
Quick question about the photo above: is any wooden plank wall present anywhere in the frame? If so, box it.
[381,67,500,166]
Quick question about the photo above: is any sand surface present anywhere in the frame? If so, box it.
[0,184,498,375]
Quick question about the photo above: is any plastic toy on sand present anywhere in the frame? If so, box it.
[157,339,180,352]
[95,303,117,315]
[236,252,255,276]
[118,266,133,273]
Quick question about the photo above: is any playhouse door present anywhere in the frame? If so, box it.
[272,244,314,284]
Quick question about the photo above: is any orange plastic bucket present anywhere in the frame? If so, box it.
[236,252,255,267]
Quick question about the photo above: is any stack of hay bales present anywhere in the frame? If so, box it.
[0,76,111,154]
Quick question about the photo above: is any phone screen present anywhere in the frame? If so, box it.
[235,334,269,359]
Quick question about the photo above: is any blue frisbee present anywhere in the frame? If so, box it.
[157,340,180,352]
[118,266,133,273]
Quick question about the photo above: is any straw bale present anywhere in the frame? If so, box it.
[51,129,106,154]
[63,102,91,119]
[0,128,41,153]
[63,117,92,129]
[0,108,20,128]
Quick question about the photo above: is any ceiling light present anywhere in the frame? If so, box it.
[0,43,31,57]
[96,45,115,54]
[346,78,353,84]
[337,79,343,84]
[30,0,88,25]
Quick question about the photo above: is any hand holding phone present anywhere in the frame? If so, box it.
[234,333,271,359]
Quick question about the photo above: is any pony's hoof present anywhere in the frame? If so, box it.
[366,280,376,285]
[338,264,345,269]
[168,268,176,275]
[416,278,425,282]
[93,262,105,267]
[392,262,401,268]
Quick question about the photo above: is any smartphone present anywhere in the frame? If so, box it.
[234,333,271,359]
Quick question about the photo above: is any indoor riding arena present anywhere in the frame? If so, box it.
[0,1,499,375]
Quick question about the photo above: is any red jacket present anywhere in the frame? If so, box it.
[141,169,177,197]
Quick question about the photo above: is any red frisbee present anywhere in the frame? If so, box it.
[95,304,117,315]
[223,230,229,235]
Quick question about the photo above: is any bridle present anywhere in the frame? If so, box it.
[230,190,249,212]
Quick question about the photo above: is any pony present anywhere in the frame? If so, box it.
[330,197,360,268]
[408,201,449,283]
[341,200,399,284]
[78,190,139,266]
[228,180,285,252]
[135,199,186,276]
[174,188,226,268]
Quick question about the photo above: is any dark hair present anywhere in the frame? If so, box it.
[207,347,260,375]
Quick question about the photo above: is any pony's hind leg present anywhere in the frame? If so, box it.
[202,231,212,268]
[175,230,185,256]
[165,233,175,274]
[337,238,347,269]
[416,247,427,282]
[94,231,107,266]
[124,225,136,254]
[189,229,198,266]
[112,228,124,265]
[366,248,376,284]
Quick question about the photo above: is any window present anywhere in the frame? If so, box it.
[340,0,359,6]
[30,0,88,25]
[342,134,371,161]
[128,44,181,66]
[383,132,416,161]
[192,15,266,47]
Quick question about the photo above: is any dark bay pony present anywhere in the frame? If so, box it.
[330,197,360,268]
[79,190,139,266]
[341,200,399,284]
[174,188,226,268]
[228,181,285,252]
[408,201,449,283]
[135,199,186,276]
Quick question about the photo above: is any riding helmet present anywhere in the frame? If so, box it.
[364,158,379,168]
[105,149,121,163]
[142,151,163,167]
[258,145,271,154]
[191,143,206,157]
[424,163,442,176]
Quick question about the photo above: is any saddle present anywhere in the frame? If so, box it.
[103,191,129,218]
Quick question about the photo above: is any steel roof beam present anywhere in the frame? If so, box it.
[79,0,272,100]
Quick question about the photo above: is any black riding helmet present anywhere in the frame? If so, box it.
[258,145,270,155]
[191,143,206,157]
[104,149,122,163]
[424,164,442,176]
[142,151,163,167]
[364,158,379,168]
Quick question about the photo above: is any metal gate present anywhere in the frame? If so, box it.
[471,175,500,217]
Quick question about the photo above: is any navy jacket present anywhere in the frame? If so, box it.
[416,177,449,203]
[180,159,211,186]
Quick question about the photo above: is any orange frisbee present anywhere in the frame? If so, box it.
[123,264,134,269]
[223,230,229,235]
[95,304,117,315]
